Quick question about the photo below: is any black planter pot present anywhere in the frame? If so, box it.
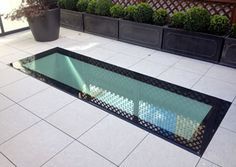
[84,13,118,39]
[28,8,60,42]
[119,19,163,49]
[162,27,224,63]
[60,9,83,31]
[220,36,236,68]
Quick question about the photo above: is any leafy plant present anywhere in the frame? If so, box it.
[153,8,168,26]
[208,15,230,35]
[232,24,236,38]
[124,5,137,21]
[86,0,96,14]
[95,0,112,16]
[77,0,89,12]
[64,0,78,10]
[110,4,125,18]
[5,0,58,20]
[58,0,65,8]
[170,11,186,28]
[133,3,153,23]
[184,7,210,32]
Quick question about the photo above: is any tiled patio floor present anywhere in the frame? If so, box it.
[0,28,236,167]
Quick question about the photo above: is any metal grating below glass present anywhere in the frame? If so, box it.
[11,47,231,156]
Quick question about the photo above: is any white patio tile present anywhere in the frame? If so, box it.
[206,64,236,84]
[197,159,220,167]
[158,67,202,88]
[42,141,115,167]
[0,153,15,167]
[79,115,148,165]
[146,51,182,66]
[0,77,48,102]
[120,134,199,167]
[7,38,45,50]
[105,54,142,69]
[46,37,79,48]
[220,104,236,132]
[0,45,22,58]
[234,98,236,104]
[0,68,27,88]
[0,121,73,167]
[0,94,14,112]
[173,58,213,75]
[0,105,40,144]
[102,41,155,59]
[0,51,30,64]
[0,63,9,71]
[129,59,169,78]
[24,44,55,54]
[46,100,107,138]
[85,47,117,61]
[203,128,236,167]
[19,88,76,118]
[192,77,236,102]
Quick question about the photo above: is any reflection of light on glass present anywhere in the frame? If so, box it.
[65,57,88,93]
[12,62,23,69]
[67,43,98,51]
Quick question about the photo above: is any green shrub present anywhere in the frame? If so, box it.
[95,0,112,16]
[110,4,125,18]
[208,15,230,35]
[153,8,168,26]
[58,0,65,8]
[184,7,210,32]
[124,5,137,21]
[133,3,153,23]
[77,0,89,12]
[232,24,236,38]
[170,11,186,28]
[86,0,96,14]
[64,0,78,10]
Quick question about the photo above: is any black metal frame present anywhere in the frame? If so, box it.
[10,47,231,156]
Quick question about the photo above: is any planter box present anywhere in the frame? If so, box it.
[60,9,83,31]
[119,19,163,49]
[220,37,236,68]
[84,13,118,39]
[162,27,224,62]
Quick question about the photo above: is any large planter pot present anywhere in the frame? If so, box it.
[84,13,118,39]
[28,8,60,42]
[220,36,236,68]
[162,27,224,62]
[60,9,83,31]
[119,19,163,49]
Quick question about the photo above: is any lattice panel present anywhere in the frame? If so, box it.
[112,0,235,20]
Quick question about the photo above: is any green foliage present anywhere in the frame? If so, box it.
[64,0,78,10]
[208,15,230,35]
[58,0,65,8]
[153,8,168,26]
[170,11,186,28]
[232,24,236,38]
[124,5,137,21]
[110,4,125,18]
[133,3,153,23]
[95,0,112,16]
[184,7,210,32]
[76,0,89,12]
[86,0,96,14]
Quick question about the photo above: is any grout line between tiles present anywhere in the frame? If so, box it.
[219,126,236,134]
[201,157,223,167]
[194,157,201,167]
[118,133,149,166]
[0,152,17,167]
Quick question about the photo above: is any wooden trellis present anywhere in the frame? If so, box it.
[112,0,236,23]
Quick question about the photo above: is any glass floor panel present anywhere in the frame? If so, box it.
[11,47,231,156]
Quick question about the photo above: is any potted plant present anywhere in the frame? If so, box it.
[83,0,119,38]
[59,0,84,31]
[220,24,236,68]
[162,7,230,62]
[6,0,60,42]
[118,3,165,49]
